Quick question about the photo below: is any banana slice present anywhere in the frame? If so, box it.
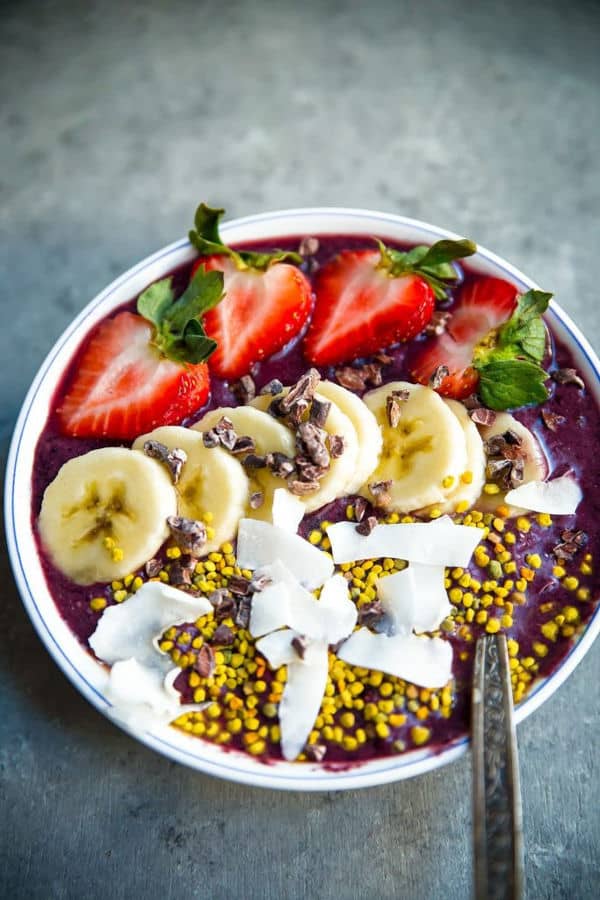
[132,425,249,553]
[38,447,177,585]
[476,412,548,515]
[315,381,383,494]
[420,399,486,514]
[251,390,359,512]
[192,406,296,522]
[360,381,468,513]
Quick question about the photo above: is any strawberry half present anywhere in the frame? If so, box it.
[411,276,519,398]
[302,238,477,367]
[58,267,224,439]
[189,204,313,380]
[191,255,312,380]
[303,250,433,366]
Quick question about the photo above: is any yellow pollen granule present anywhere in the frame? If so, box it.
[483,483,501,495]
[89,597,107,612]
[526,554,542,570]
[541,621,559,641]
[411,726,431,746]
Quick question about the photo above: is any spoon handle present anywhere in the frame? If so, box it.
[472,634,524,900]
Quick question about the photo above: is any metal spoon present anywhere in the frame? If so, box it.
[472,634,524,900]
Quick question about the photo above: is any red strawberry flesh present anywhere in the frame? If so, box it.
[303,249,435,366]
[58,311,210,439]
[411,276,518,398]
[192,256,313,380]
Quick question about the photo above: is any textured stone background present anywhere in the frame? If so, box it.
[1,1,599,898]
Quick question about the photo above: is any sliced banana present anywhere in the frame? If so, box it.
[476,412,548,515]
[132,425,249,553]
[251,390,360,513]
[315,381,383,494]
[38,447,177,585]
[423,399,486,514]
[360,381,468,513]
[192,406,296,522]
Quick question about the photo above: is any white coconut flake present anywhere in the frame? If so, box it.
[249,580,291,638]
[337,628,452,688]
[326,516,480,568]
[255,629,304,668]
[105,658,206,731]
[308,574,357,644]
[271,488,305,533]
[504,474,582,515]
[236,518,334,589]
[89,582,213,669]
[377,564,451,634]
[279,642,329,761]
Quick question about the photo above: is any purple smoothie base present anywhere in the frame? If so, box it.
[31,234,600,765]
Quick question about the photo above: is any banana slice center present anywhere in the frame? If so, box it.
[65,481,134,546]
[380,417,434,476]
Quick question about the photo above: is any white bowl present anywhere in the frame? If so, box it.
[5,208,600,791]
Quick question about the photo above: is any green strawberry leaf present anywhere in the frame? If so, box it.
[496,289,552,362]
[376,238,477,300]
[137,266,224,365]
[163,267,224,333]
[474,358,549,410]
[136,278,175,326]
[189,202,302,271]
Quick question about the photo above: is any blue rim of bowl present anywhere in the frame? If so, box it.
[5,207,600,791]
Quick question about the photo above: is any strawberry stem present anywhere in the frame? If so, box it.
[374,237,477,300]
[189,203,302,272]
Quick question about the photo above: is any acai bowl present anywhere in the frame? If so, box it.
[5,206,600,791]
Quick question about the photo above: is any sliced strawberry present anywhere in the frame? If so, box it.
[303,249,435,366]
[188,203,313,380]
[191,255,312,379]
[58,311,211,438]
[411,276,519,398]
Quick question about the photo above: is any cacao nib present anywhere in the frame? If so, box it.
[166,516,207,556]
[212,623,235,646]
[195,644,215,678]
[356,515,378,536]
[143,440,187,484]
[552,368,584,389]
[470,408,497,426]
[231,374,256,404]
[428,365,449,390]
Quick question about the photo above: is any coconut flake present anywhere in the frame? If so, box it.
[256,629,305,668]
[377,564,451,634]
[279,642,329,761]
[305,574,357,644]
[337,628,452,688]
[105,658,206,730]
[89,582,213,669]
[236,518,334,589]
[249,561,293,638]
[251,566,356,645]
[271,487,305,533]
[504,474,582,515]
[326,516,480,568]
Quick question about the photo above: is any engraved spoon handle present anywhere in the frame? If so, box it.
[472,634,524,900]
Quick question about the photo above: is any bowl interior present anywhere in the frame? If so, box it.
[6,208,600,791]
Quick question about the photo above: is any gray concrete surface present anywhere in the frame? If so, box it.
[1,1,599,897]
